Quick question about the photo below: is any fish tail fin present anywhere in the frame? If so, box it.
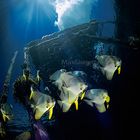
[118,66,121,75]
[74,99,78,110]
[48,107,54,120]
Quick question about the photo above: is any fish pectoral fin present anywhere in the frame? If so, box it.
[30,104,34,108]
[117,66,121,75]
[84,99,94,107]
[74,99,78,111]
[48,106,54,120]
[57,100,71,112]
[100,67,105,75]
[57,100,63,108]
[80,91,85,100]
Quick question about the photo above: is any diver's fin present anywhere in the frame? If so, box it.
[84,99,94,107]
[48,106,54,120]
[95,103,106,113]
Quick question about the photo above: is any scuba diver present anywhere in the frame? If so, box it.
[13,68,40,107]
[13,67,50,140]
[13,47,50,140]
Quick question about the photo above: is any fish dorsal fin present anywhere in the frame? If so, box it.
[48,106,54,120]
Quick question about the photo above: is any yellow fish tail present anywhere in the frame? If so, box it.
[118,66,121,75]
[74,99,78,110]
[49,107,54,120]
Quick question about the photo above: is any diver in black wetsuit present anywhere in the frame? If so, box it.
[13,69,42,139]
[13,69,40,107]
